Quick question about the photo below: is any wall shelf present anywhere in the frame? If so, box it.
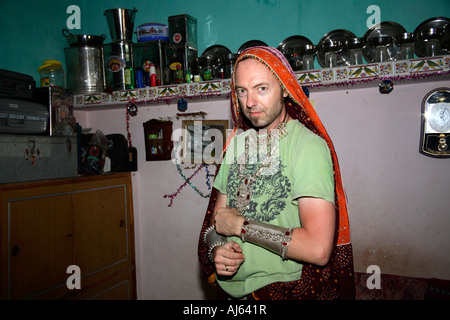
[73,55,450,109]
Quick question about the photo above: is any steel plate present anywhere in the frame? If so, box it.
[414,17,450,57]
[237,40,268,54]
[363,21,407,62]
[317,29,357,67]
[201,45,232,62]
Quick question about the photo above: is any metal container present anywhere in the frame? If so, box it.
[168,14,197,49]
[0,98,49,134]
[136,23,169,42]
[0,134,78,184]
[104,8,138,42]
[62,28,106,47]
[164,44,198,84]
[64,46,105,94]
[103,41,134,90]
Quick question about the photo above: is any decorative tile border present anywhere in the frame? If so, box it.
[158,85,179,98]
[409,57,444,74]
[197,81,222,94]
[297,71,322,84]
[74,55,450,108]
[348,64,379,79]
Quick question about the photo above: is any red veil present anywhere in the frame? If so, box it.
[198,46,355,299]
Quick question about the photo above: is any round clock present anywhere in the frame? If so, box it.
[428,103,450,132]
[420,87,450,158]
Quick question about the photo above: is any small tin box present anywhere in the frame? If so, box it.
[168,14,197,49]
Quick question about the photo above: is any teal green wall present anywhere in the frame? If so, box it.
[1,0,449,83]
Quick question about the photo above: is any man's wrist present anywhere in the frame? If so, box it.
[235,216,246,237]
[204,226,227,262]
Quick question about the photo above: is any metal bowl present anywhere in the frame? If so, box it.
[419,27,444,41]
[395,32,416,44]
[298,44,317,55]
[346,37,366,49]
[321,40,344,52]
[368,36,392,47]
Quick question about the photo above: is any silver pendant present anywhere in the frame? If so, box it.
[235,174,253,213]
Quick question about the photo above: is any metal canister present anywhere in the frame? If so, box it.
[64,46,105,94]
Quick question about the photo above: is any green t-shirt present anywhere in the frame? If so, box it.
[212,119,334,298]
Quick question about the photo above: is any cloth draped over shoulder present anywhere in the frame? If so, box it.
[197,46,355,300]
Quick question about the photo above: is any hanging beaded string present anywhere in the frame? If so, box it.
[126,99,138,147]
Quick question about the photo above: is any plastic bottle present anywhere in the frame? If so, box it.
[175,64,184,84]
[149,63,156,87]
[38,60,66,87]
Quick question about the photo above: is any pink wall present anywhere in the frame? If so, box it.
[312,79,450,279]
[74,77,450,299]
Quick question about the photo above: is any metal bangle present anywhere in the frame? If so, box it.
[203,226,227,262]
[240,219,293,260]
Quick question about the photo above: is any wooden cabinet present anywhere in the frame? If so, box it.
[143,119,173,161]
[0,172,136,300]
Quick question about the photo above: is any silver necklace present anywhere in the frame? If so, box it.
[234,118,288,213]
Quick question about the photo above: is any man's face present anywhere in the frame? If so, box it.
[235,59,287,131]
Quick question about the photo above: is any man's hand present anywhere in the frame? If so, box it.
[213,207,246,237]
[213,241,245,276]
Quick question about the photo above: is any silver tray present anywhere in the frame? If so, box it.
[363,21,406,62]
[317,29,357,67]
[413,17,450,57]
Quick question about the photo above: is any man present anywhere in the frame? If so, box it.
[198,46,354,300]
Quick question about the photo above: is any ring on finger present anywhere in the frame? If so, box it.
[225,265,229,272]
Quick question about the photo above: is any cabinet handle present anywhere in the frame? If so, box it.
[11,246,20,256]
[120,220,125,227]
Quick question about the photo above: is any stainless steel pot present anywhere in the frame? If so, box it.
[62,28,106,47]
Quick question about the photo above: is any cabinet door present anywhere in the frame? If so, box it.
[9,194,73,299]
[72,185,128,275]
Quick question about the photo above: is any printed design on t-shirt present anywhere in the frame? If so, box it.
[227,160,291,222]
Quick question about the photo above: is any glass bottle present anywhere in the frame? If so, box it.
[349,48,364,65]
[373,46,389,62]
[324,52,337,68]
[400,43,415,60]
[302,54,315,70]
[425,40,441,57]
